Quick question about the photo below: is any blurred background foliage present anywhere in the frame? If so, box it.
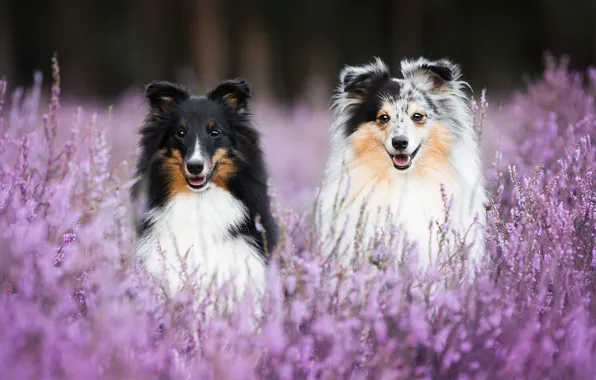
[1,0,595,105]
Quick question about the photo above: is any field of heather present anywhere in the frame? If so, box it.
[0,55,595,379]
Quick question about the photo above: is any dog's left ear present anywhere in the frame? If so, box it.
[400,58,466,93]
[207,78,252,114]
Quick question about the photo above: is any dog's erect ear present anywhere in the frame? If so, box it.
[145,80,191,115]
[207,78,252,114]
[339,57,390,101]
[400,58,464,92]
[420,61,455,82]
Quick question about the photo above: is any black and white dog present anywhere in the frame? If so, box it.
[131,78,278,307]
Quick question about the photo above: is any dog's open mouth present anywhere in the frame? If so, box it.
[389,143,421,170]
[185,163,218,190]
[392,154,411,168]
[186,175,208,189]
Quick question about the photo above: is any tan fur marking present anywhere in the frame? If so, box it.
[349,122,394,185]
[222,93,238,107]
[434,82,451,94]
[222,93,246,113]
[406,103,428,127]
[375,110,388,120]
[405,103,424,123]
[416,70,451,93]
[415,122,456,182]
[180,120,187,128]
[407,103,420,113]
[211,148,237,190]
[208,121,216,129]
[163,149,191,199]
[375,102,393,129]
[345,102,398,200]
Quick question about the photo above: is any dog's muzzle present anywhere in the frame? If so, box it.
[184,159,212,190]
[387,143,421,170]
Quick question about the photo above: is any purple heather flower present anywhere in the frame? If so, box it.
[0,54,594,379]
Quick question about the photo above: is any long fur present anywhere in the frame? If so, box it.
[131,78,278,311]
[315,57,487,281]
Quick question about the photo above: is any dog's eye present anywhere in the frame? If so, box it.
[176,129,186,138]
[412,113,426,123]
[209,129,221,138]
[377,114,390,124]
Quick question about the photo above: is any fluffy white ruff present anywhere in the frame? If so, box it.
[316,138,486,278]
[316,58,487,284]
[135,185,266,312]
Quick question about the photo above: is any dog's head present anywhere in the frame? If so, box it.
[334,57,472,172]
[141,78,251,196]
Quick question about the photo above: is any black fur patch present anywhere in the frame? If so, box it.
[420,63,453,82]
[342,78,402,137]
[421,92,439,114]
[341,64,391,101]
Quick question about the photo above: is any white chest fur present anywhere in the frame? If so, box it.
[135,187,266,306]
[316,148,486,279]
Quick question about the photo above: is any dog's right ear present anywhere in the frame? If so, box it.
[339,57,390,101]
[144,80,191,115]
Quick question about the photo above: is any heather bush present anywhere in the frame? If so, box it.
[0,54,595,379]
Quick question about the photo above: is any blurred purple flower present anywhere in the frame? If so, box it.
[0,54,594,379]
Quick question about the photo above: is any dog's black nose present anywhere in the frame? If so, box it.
[391,135,409,150]
[186,161,204,175]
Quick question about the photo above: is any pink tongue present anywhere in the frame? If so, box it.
[393,154,410,167]
[189,177,206,186]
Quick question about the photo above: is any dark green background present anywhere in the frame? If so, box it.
[1,0,594,104]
